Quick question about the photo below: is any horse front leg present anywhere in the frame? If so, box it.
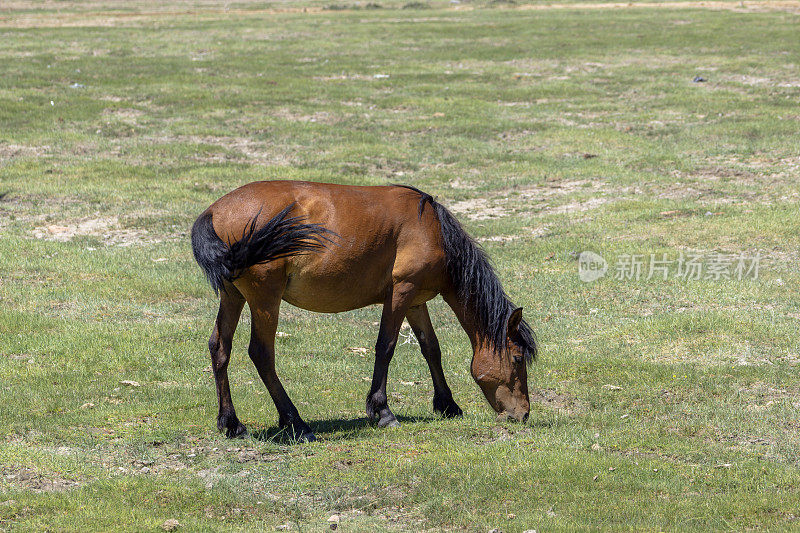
[366,282,417,428]
[209,283,247,438]
[247,292,316,443]
[406,303,463,418]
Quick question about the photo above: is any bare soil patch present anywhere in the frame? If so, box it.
[145,134,300,166]
[446,179,621,219]
[31,216,158,246]
[448,198,509,220]
[0,142,50,160]
[1,465,81,492]
[102,107,144,125]
[531,387,586,415]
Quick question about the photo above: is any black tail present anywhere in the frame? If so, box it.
[394,184,536,362]
[191,203,335,294]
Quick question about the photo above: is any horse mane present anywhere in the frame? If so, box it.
[394,185,537,362]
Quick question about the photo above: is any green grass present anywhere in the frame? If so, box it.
[2,0,800,531]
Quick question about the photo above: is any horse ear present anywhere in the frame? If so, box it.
[508,307,523,335]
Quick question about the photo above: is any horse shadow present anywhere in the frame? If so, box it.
[246,412,568,444]
[248,414,436,444]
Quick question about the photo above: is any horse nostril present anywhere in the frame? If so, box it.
[522,412,529,423]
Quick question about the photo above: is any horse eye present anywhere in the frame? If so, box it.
[513,355,524,364]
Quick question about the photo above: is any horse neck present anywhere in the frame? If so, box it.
[442,290,493,354]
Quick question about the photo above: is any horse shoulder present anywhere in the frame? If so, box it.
[392,209,446,284]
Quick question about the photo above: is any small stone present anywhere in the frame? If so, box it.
[591,443,601,451]
[80,402,95,409]
[161,519,180,531]
[592,475,599,481]
[120,380,140,387]
[140,467,150,474]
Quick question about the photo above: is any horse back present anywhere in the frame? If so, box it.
[206,180,446,312]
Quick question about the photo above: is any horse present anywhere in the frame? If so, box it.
[191,180,537,442]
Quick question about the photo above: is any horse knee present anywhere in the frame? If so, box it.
[422,344,442,362]
[208,332,220,355]
[247,342,263,362]
[375,339,397,359]
[209,332,233,371]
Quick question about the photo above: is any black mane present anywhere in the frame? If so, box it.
[395,185,537,362]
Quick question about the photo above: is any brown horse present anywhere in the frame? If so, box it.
[191,181,536,442]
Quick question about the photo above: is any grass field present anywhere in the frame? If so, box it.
[1,0,800,530]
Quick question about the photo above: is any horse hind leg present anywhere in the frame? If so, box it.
[406,303,463,418]
[247,289,316,443]
[209,283,248,438]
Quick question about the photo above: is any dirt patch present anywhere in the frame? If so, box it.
[1,465,81,492]
[715,74,800,89]
[476,234,521,243]
[271,108,343,125]
[145,134,299,166]
[0,142,50,159]
[313,74,375,82]
[545,197,610,214]
[471,424,531,444]
[531,388,585,414]
[737,383,798,404]
[519,179,596,198]
[102,107,144,125]
[446,179,621,219]
[448,198,509,220]
[31,216,157,246]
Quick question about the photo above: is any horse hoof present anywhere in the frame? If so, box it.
[280,421,316,443]
[434,398,463,418]
[298,432,317,443]
[378,416,400,429]
[218,414,248,439]
[225,423,248,439]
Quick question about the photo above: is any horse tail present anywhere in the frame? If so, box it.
[191,203,334,294]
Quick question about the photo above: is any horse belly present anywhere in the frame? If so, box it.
[281,254,392,313]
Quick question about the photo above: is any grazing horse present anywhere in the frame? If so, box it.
[191,181,536,442]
